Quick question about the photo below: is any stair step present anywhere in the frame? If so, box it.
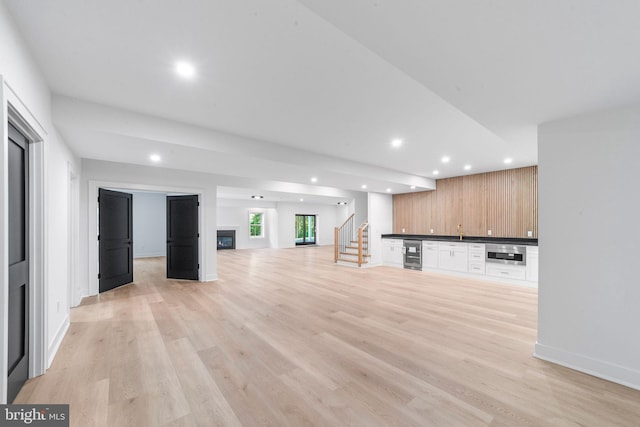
[345,245,368,250]
[337,258,368,264]
[340,252,371,257]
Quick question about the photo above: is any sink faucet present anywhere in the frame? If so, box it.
[457,224,463,240]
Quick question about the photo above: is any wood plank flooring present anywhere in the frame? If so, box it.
[15,246,640,426]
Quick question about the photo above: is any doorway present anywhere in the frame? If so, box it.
[97,189,200,292]
[7,123,29,403]
[295,214,316,246]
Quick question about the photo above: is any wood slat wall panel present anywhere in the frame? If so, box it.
[393,166,537,238]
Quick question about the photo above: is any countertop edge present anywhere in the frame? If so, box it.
[381,234,538,246]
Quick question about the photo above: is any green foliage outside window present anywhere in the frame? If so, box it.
[250,212,263,237]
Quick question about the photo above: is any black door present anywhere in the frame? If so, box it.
[166,195,199,280]
[99,189,133,292]
[7,123,29,403]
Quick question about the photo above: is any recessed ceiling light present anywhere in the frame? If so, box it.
[361,184,367,189]
[150,154,161,163]
[299,198,304,202]
[504,158,513,164]
[410,185,416,190]
[386,188,392,192]
[175,61,196,79]
[251,195,264,199]
[391,138,403,148]
[464,164,471,170]
[441,156,450,163]
[310,177,318,183]
[337,201,347,205]
[433,170,439,175]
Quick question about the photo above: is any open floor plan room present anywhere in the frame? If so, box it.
[15,247,640,426]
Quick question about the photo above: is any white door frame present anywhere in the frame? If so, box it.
[88,180,205,296]
[1,78,47,403]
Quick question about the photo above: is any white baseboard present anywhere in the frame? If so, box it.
[205,273,218,282]
[534,342,640,391]
[47,314,70,369]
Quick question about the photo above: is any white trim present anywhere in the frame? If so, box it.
[534,342,640,391]
[67,163,80,307]
[27,142,45,378]
[0,78,47,403]
[0,76,9,404]
[47,314,69,369]
[88,180,206,296]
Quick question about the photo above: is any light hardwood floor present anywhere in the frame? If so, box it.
[16,246,640,426]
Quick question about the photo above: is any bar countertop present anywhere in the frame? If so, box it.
[381,234,538,246]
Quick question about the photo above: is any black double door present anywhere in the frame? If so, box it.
[8,123,29,403]
[99,191,199,292]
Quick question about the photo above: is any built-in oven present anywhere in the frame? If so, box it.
[486,244,526,266]
[403,240,422,270]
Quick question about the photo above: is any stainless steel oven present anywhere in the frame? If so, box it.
[486,244,526,266]
[403,240,422,270]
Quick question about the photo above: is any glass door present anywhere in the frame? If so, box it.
[295,214,316,245]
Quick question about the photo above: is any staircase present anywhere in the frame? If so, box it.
[334,213,370,267]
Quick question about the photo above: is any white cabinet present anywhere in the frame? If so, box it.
[486,264,526,281]
[422,241,438,269]
[526,246,539,282]
[468,243,486,275]
[381,238,538,284]
[382,239,404,267]
[438,242,468,272]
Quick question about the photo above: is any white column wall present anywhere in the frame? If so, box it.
[367,193,393,265]
[536,104,640,390]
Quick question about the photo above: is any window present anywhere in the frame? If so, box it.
[249,212,264,238]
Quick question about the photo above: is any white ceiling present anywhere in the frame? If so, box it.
[5,0,640,202]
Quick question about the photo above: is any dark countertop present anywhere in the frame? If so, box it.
[381,234,538,246]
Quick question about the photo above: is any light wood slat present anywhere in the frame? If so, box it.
[15,247,640,426]
[394,166,537,237]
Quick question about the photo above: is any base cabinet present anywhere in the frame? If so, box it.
[486,264,526,281]
[468,243,486,275]
[381,238,538,285]
[438,242,468,272]
[422,242,438,269]
[382,239,403,267]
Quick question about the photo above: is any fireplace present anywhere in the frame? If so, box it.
[217,230,236,250]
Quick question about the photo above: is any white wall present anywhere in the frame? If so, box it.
[0,2,80,400]
[132,191,166,258]
[276,202,340,248]
[217,205,277,250]
[367,193,393,265]
[536,105,640,390]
